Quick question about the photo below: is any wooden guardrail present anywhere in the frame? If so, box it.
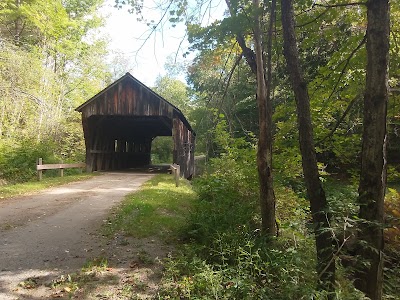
[36,158,85,181]
[170,163,180,187]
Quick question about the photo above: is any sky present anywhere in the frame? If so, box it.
[100,0,226,86]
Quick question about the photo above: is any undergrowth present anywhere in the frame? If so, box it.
[0,138,85,184]
[103,174,197,241]
[155,133,399,299]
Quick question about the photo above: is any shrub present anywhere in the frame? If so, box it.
[0,138,59,183]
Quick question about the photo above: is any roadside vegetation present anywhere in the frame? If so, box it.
[0,173,93,199]
[103,174,197,241]
[155,134,400,299]
[69,147,398,299]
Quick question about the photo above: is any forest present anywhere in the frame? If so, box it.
[0,0,399,299]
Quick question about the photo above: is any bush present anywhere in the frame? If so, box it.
[158,146,316,298]
[158,120,368,299]
[159,236,321,300]
[384,187,400,297]
[0,138,59,183]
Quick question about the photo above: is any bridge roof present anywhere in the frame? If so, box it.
[75,72,194,134]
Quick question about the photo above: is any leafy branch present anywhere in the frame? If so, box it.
[325,34,367,103]
[316,94,361,146]
[312,2,367,8]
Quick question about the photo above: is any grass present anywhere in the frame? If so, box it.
[103,174,197,241]
[0,173,94,199]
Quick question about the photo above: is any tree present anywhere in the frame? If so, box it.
[251,0,277,235]
[281,0,335,295]
[151,75,192,163]
[153,75,192,115]
[223,0,277,235]
[0,0,109,170]
[355,0,390,298]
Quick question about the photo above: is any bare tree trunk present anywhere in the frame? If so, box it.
[355,1,389,299]
[253,0,276,235]
[281,0,335,296]
[224,0,277,235]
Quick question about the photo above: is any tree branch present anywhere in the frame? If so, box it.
[326,34,366,102]
[131,0,175,63]
[296,8,329,28]
[313,2,366,8]
[235,35,257,74]
[317,94,361,146]
[222,53,243,100]
[225,0,257,74]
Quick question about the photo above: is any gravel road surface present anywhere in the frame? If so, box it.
[0,172,154,299]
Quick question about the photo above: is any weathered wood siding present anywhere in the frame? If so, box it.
[81,78,174,119]
[77,73,195,178]
[173,115,195,178]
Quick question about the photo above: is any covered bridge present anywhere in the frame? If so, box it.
[75,73,195,178]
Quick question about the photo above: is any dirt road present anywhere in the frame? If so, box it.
[0,172,154,299]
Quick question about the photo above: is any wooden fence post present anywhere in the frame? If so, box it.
[174,164,180,187]
[170,164,180,187]
[37,158,43,181]
[60,160,64,177]
[177,164,180,186]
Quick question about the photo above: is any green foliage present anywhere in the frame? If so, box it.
[103,174,196,241]
[159,237,321,300]
[385,189,400,255]
[384,189,400,298]
[0,138,58,183]
[387,165,400,183]
[157,1,400,298]
[151,136,173,164]
[153,76,192,116]
[158,147,365,299]
[0,0,109,184]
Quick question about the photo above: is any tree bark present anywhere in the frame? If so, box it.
[225,0,277,235]
[355,0,389,299]
[281,0,335,296]
[253,0,276,235]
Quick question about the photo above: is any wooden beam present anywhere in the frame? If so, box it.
[36,163,86,171]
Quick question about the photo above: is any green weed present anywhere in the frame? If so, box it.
[82,257,108,273]
[102,174,196,240]
[49,258,117,298]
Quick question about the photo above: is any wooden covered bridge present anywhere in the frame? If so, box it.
[75,73,195,178]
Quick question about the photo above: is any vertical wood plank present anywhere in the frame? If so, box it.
[176,164,180,187]
[37,158,43,181]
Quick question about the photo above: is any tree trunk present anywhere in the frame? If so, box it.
[225,0,277,235]
[253,0,276,235]
[355,0,389,299]
[281,0,335,296]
